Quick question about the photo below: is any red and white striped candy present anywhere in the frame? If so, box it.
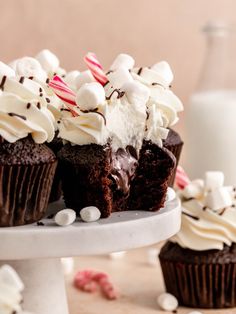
[175,166,190,189]
[84,53,108,86]
[49,75,79,117]
[74,269,118,300]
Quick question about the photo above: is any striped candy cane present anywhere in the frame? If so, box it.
[84,52,108,86]
[175,166,190,189]
[49,75,78,117]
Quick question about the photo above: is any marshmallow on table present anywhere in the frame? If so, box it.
[0,265,24,291]
[122,81,150,107]
[205,187,232,210]
[54,209,76,226]
[147,248,160,266]
[110,53,135,71]
[80,206,101,222]
[205,171,224,192]
[61,257,74,275]
[157,292,178,311]
[109,251,126,260]
[151,61,173,86]
[107,67,133,89]
[75,70,95,89]
[0,61,15,78]
[182,179,204,199]
[76,82,105,111]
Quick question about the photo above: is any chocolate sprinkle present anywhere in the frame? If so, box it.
[203,206,207,211]
[46,97,50,103]
[26,103,31,109]
[36,221,44,226]
[39,87,43,92]
[19,76,25,84]
[8,112,26,120]
[183,211,199,220]
[219,208,227,216]
[0,75,7,91]
[106,89,125,100]
[137,67,143,75]
[39,93,43,97]
[46,78,50,84]
[28,76,34,80]
[37,102,41,109]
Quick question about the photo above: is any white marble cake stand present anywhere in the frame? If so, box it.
[0,197,181,314]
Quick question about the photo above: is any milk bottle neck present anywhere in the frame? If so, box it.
[197,22,236,92]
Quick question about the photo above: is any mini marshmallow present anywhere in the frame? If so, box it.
[205,171,224,191]
[76,82,105,111]
[15,57,47,81]
[107,67,133,89]
[75,70,95,89]
[35,49,60,73]
[0,61,15,77]
[61,257,74,275]
[110,53,135,70]
[80,206,101,222]
[0,265,24,291]
[139,67,167,87]
[182,179,204,199]
[122,81,150,107]
[151,61,173,86]
[64,70,80,86]
[147,248,160,266]
[109,251,126,260]
[205,187,232,211]
[165,187,176,202]
[157,292,178,311]
[54,209,76,226]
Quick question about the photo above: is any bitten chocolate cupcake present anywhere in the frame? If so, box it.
[55,53,183,217]
[159,171,236,308]
[0,61,57,226]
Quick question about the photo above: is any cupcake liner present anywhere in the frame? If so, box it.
[159,244,236,308]
[0,161,57,227]
[164,140,183,186]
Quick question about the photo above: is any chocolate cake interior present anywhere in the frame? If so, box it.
[58,140,176,217]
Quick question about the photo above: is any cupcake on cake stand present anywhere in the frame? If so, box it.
[0,196,181,314]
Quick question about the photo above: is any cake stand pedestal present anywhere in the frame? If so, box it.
[0,197,181,314]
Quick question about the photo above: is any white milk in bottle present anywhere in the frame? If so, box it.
[185,22,236,184]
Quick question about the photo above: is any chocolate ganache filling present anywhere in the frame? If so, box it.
[110,146,138,196]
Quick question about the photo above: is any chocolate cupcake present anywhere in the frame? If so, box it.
[55,53,183,217]
[159,171,236,308]
[163,128,183,186]
[0,63,57,226]
[46,132,63,202]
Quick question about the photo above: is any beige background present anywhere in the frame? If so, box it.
[0,0,236,156]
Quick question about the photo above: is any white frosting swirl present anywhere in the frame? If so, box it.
[58,104,108,146]
[0,73,55,143]
[0,265,24,314]
[172,172,236,250]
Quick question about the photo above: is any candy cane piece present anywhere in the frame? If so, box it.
[49,75,78,117]
[175,166,190,189]
[84,53,108,86]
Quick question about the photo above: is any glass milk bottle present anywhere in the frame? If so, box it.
[185,22,236,184]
